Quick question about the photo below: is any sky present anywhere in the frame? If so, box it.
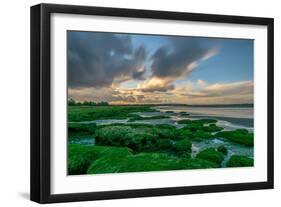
[67,31,253,105]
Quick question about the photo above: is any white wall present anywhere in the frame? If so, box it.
[0,0,279,206]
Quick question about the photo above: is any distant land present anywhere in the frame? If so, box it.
[111,103,254,108]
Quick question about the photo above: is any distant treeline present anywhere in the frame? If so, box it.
[68,99,109,106]
[68,99,253,108]
[111,103,254,108]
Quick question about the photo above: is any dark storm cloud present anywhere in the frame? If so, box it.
[68,32,147,88]
[150,37,217,79]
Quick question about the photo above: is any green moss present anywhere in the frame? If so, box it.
[177,119,219,135]
[179,112,190,116]
[177,127,214,140]
[187,123,204,132]
[226,155,254,167]
[199,119,218,124]
[177,119,192,125]
[217,145,228,155]
[128,115,170,122]
[184,158,218,169]
[87,152,218,174]
[68,144,220,175]
[172,139,192,157]
[215,129,254,146]
[154,124,176,130]
[99,123,154,129]
[158,139,173,150]
[152,128,179,140]
[87,153,181,174]
[192,130,214,139]
[68,123,97,140]
[177,128,193,139]
[94,124,184,153]
[68,123,97,134]
[68,105,157,122]
[196,148,225,165]
[95,126,156,151]
[68,144,132,175]
[178,119,217,125]
[203,124,223,132]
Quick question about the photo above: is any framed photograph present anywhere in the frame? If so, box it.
[30,3,274,203]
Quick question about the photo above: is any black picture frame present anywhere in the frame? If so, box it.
[30,3,274,204]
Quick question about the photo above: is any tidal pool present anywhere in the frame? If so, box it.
[191,138,253,167]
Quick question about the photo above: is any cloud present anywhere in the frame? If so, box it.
[141,84,175,92]
[68,32,147,88]
[175,80,253,104]
[138,37,218,92]
[68,87,138,103]
[137,77,174,92]
[196,79,207,88]
[184,81,253,98]
[150,37,218,79]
